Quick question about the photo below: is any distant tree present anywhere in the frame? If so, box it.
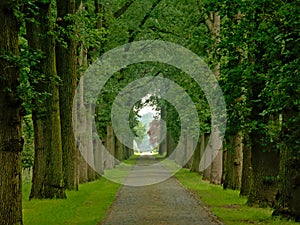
[147,120,160,148]
[134,122,147,144]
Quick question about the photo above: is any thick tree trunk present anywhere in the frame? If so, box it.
[202,134,211,180]
[93,136,104,175]
[273,110,300,221]
[247,136,279,207]
[185,134,195,169]
[159,106,167,155]
[166,131,175,158]
[223,131,243,190]
[190,141,201,172]
[86,104,95,181]
[75,75,88,184]
[175,133,186,167]
[210,150,223,185]
[202,136,222,184]
[203,11,223,185]
[247,76,279,206]
[56,0,81,190]
[0,1,23,224]
[26,1,65,199]
[198,134,205,175]
[240,129,252,196]
[115,134,123,162]
[104,124,115,169]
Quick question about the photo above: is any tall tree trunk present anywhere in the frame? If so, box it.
[190,141,201,172]
[202,134,211,180]
[86,103,96,181]
[203,11,223,185]
[175,133,186,167]
[273,110,300,221]
[166,131,175,158]
[159,105,167,155]
[185,134,195,169]
[240,129,252,196]
[26,1,65,199]
[56,0,81,190]
[247,79,280,206]
[115,133,123,162]
[247,139,279,207]
[223,131,243,190]
[0,1,23,224]
[104,124,115,169]
[75,75,88,184]
[93,135,104,175]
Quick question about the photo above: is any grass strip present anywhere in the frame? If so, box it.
[22,155,138,225]
[175,168,298,225]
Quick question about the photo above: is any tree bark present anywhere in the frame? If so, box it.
[104,124,115,169]
[247,134,279,207]
[247,77,280,207]
[223,132,243,190]
[86,104,96,181]
[159,106,167,155]
[0,1,23,224]
[56,0,81,190]
[202,134,211,180]
[240,129,252,196]
[93,135,104,175]
[273,110,300,221]
[115,133,123,163]
[26,1,65,199]
[166,131,175,158]
[190,141,201,172]
[203,11,223,185]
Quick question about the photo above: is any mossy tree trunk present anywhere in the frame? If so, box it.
[56,0,81,190]
[26,1,66,199]
[76,44,88,184]
[190,141,201,172]
[240,129,252,196]
[159,105,167,155]
[203,11,223,185]
[86,103,96,181]
[247,78,280,207]
[0,1,23,224]
[273,109,300,221]
[104,124,115,169]
[223,132,243,190]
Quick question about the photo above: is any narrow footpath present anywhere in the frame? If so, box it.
[100,155,223,225]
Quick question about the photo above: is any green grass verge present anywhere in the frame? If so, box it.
[22,156,139,225]
[175,168,298,225]
[23,177,120,225]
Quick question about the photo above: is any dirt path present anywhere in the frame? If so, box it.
[100,155,223,225]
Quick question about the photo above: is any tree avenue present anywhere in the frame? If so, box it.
[0,0,299,224]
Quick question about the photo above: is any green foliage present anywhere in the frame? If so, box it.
[133,121,147,143]
[0,42,52,114]
[22,115,34,169]
[204,0,300,144]
[18,45,52,113]
[55,2,108,54]
[94,0,211,145]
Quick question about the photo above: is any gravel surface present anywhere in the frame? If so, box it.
[100,155,223,225]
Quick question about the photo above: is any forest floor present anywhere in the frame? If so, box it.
[99,155,223,225]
